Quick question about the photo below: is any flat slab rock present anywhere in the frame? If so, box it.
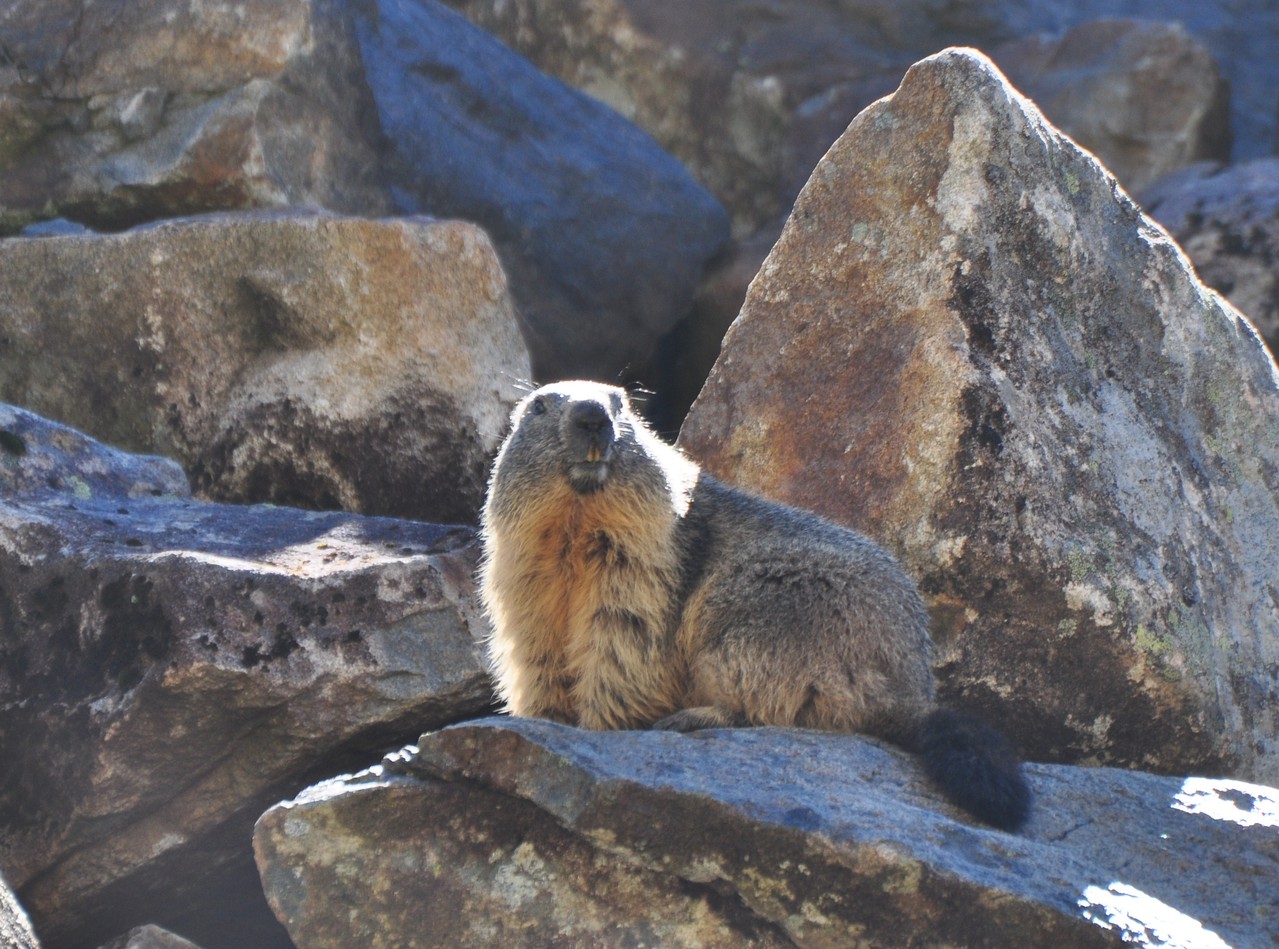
[0,402,495,947]
[257,717,1279,948]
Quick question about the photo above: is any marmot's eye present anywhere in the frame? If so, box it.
[529,397,547,416]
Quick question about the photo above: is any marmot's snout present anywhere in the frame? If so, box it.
[565,397,616,493]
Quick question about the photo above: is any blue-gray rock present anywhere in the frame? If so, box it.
[256,717,1279,947]
[348,0,730,382]
[0,402,189,501]
[17,219,93,238]
[0,405,495,948]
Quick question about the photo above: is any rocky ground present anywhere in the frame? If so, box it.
[1,2,1277,947]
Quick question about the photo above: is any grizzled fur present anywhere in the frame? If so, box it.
[481,381,1030,831]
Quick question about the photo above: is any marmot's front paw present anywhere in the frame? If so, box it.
[652,706,739,732]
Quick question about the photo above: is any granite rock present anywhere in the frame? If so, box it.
[256,718,1279,947]
[994,18,1230,193]
[0,0,388,232]
[680,49,1279,782]
[1142,158,1279,355]
[0,212,529,523]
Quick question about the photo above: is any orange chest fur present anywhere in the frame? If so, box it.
[505,493,676,661]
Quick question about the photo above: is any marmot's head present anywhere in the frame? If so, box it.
[493,381,639,496]
[484,380,699,534]
[485,380,699,514]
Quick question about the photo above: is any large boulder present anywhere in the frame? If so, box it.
[679,49,1279,783]
[1141,159,1279,355]
[0,211,529,523]
[349,0,729,383]
[256,717,1279,947]
[0,0,388,232]
[0,403,495,948]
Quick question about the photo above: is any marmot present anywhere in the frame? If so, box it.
[481,380,1030,831]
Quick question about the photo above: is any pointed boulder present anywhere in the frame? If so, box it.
[680,49,1279,783]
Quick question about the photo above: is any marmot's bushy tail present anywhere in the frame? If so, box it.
[918,708,1031,832]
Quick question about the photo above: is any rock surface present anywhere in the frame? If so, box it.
[993,18,1230,193]
[439,0,877,235]
[983,0,1279,165]
[0,403,495,948]
[350,0,729,384]
[0,0,388,232]
[442,0,1020,235]
[1,872,39,949]
[643,222,787,432]
[442,1,1255,234]
[0,212,529,523]
[680,49,1279,783]
[98,925,203,949]
[1142,159,1279,355]
[0,0,729,388]
[256,717,1279,948]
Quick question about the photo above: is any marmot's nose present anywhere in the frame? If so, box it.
[569,400,611,435]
